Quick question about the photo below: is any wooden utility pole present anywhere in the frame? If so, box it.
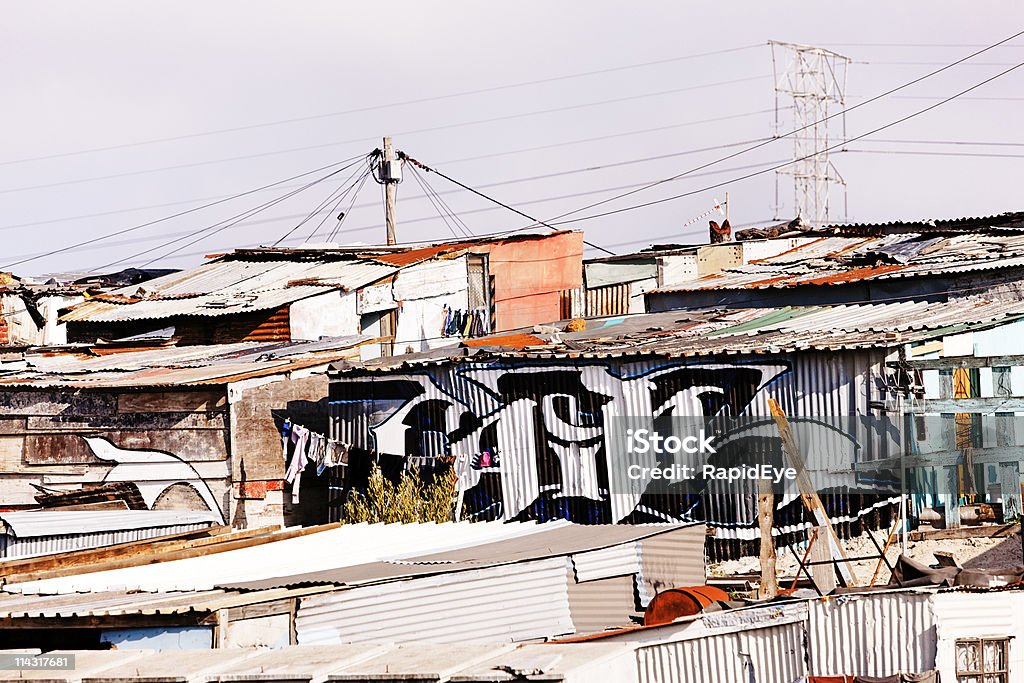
[767,398,860,586]
[757,474,778,599]
[383,136,398,245]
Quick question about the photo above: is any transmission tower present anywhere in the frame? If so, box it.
[770,40,851,226]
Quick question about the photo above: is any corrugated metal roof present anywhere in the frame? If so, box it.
[61,259,397,322]
[0,510,220,538]
[296,557,576,645]
[821,210,1024,232]
[0,521,221,561]
[221,523,693,591]
[637,618,808,683]
[571,543,641,583]
[25,642,629,683]
[653,228,1024,293]
[0,336,368,388]
[0,588,244,619]
[2,521,567,595]
[341,298,1024,371]
[60,233,575,324]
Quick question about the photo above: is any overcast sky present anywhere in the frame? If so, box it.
[2,2,1023,277]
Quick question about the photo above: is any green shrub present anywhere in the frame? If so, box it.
[341,463,456,524]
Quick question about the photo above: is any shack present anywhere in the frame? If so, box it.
[646,212,1024,310]
[59,232,584,356]
[325,299,1024,557]
[0,337,369,528]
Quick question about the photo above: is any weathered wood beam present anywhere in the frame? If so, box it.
[0,524,332,585]
[908,523,1019,541]
[853,445,1024,471]
[903,398,1024,413]
[889,354,1024,370]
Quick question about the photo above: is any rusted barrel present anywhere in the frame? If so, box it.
[643,586,730,626]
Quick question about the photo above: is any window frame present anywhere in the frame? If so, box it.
[955,636,1010,682]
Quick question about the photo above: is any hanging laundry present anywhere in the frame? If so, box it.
[309,433,328,476]
[440,305,452,337]
[285,425,311,503]
[280,419,292,461]
[325,439,351,468]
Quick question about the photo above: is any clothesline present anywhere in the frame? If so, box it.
[441,305,489,338]
[281,419,352,504]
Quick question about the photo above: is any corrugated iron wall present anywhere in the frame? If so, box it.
[636,620,807,683]
[213,306,290,344]
[566,571,638,635]
[295,557,575,645]
[328,349,897,559]
[807,591,936,677]
[571,542,641,583]
[585,283,631,317]
[637,526,706,606]
[66,306,292,345]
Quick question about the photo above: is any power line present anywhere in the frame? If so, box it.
[0,75,768,197]
[829,42,1024,48]
[845,149,1024,160]
[534,59,1024,227]
[326,167,375,243]
[402,153,620,255]
[502,28,1024,232]
[95,160,785,266]
[0,154,369,271]
[94,157,370,272]
[272,161,373,247]
[0,113,779,232]
[0,44,761,168]
[6,138,772,268]
[408,164,473,239]
[865,138,1024,147]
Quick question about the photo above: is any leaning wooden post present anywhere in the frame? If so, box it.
[768,398,860,586]
[757,474,778,598]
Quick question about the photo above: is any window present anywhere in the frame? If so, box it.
[956,637,1009,682]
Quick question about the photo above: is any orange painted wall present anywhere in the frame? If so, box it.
[487,232,584,331]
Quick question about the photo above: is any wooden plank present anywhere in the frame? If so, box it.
[1,523,342,585]
[117,390,227,414]
[908,523,1019,541]
[0,391,117,417]
[854,445,1024,471]
[808,527,837,595]
[24,430,229,465]
[0,418,27,435]
[27,411,227,431]
[904,398,1024,413]
[40,459,228,484]
[0,525,270,578]
[226,598,293,622]
[768,398,859,586]
[756,476,777,599]
[0,614,206,629]
[0,435,23,469]
[889,354,1024,371]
